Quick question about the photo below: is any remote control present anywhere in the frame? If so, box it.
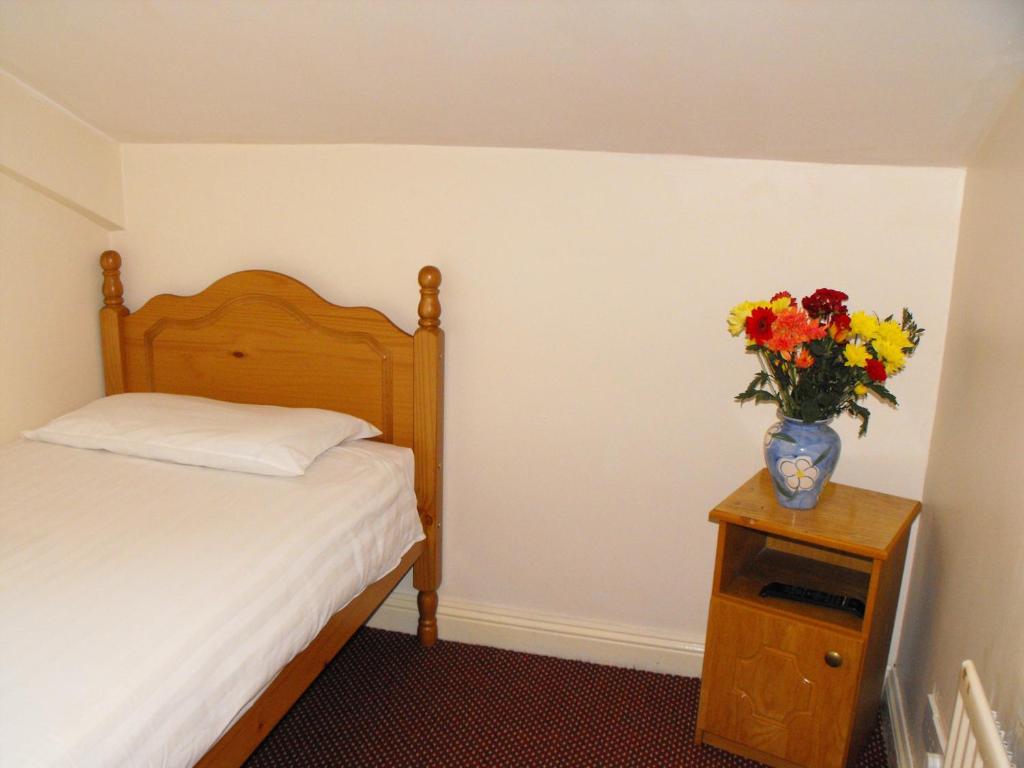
[758,582,866,618]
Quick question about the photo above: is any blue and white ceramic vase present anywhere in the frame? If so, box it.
[763,415,841,510]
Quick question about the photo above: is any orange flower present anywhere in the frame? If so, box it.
[795,348,815,369]
[765,307,827,355]
[828,313,851,343]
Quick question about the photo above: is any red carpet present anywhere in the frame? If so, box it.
[244,627,890,767]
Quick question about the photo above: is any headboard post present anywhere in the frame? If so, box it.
[97,253,444,643]
[412,266,444,646]
[99,250,129,395]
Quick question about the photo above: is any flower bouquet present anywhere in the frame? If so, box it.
[728,288,923,507]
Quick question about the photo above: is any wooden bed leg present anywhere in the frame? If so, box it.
[417,589,438,646]
[414,265,443,648]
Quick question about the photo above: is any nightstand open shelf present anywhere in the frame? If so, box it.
[716,526,871,633]
[696,469,921,768]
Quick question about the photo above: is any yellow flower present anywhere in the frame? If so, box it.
[849,311,879,341]
[727,300,765,336]
[843,342,872,368]
[854,383,868,396]
[727,294,799,336]
[873,338,907,374]
[874,320,912,350]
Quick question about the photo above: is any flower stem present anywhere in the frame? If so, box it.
[759,350,793,415]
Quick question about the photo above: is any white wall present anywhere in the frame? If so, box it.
[0,72,123,228]
[895,82,1024,764]
[0,72,118,441]
[112,144,963,660]
[0,176,110,438]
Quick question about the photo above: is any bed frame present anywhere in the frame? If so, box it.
[97,250,443,767]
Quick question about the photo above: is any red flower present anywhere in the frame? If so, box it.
[770,291,794,307]
[829,313,851,342]
[802,288,849,319]
[795,348,815,369]
[745,307,776,344]
[866,358,887,382]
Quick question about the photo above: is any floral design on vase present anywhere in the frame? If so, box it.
[763,416,841,510]
[777,456,819,492]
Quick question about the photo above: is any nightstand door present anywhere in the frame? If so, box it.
[701,598,863,768]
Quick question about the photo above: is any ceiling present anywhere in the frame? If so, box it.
[2,0,1023,166]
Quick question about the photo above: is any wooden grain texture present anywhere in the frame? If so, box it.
[99,250,128,394]
[412,266,444,646]
[698,475,921,767]
[710,469,921,560]
[701,732,806,768]
[765,537,873,574]
[193,543,423,768]
[719,549,869,635]
[714,524,767,595]
[97,252,445,767]
[102,252,444,606]
[119,269,415,445]
[699,597,862,768]
[845,528,911,765]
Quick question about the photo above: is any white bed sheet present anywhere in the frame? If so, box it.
[0,438,424,768]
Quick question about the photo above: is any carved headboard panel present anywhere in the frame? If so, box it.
[141,297,400,440]
[123,271,412,444]
[98,251,444,606]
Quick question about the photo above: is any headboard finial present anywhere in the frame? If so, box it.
[417,266,442,328]
[100,250,124,308]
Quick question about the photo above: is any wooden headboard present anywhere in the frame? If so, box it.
[97,251,444,632]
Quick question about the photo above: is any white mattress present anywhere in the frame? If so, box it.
[0,438,424,768]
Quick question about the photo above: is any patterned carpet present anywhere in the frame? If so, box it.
[244,627,890,767]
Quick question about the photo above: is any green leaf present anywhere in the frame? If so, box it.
[812,444,833,467]
[869,383,898,406]
[736,373,768,401]
[847,401,870,437]
[736,386,780,405]
[771,432,797,443]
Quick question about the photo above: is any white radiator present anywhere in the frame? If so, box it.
[942,660,1015,768]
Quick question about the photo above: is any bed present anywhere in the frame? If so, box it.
[0,251,444,767]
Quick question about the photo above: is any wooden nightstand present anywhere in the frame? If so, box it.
[695,469,921,768]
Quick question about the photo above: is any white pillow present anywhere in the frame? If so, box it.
[22,393,381,476]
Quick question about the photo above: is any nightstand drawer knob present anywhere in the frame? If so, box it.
[825,651,843,668]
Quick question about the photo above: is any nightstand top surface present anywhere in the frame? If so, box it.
[710,469,921,559]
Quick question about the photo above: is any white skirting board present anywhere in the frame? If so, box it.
[884,668,915,768]
[367,590,706,677]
